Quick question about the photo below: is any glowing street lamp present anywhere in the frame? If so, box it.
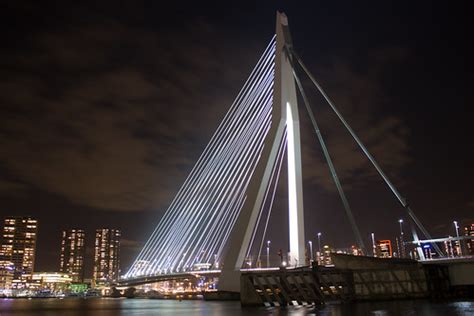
[308,241,313,263]
[398,219,405,258]
[316,232,322,265]
[453,221,460,238]
[453,221,462,256]
[371,232,377,257]
[399,219,404,236]
[317,232,322,253]
[266,240,271,268]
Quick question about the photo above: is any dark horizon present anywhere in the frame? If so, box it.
[1,1,473,275]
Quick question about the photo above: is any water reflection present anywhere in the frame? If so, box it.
[0,298,473,315]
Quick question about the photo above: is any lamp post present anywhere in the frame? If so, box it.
[308,240,313,263]
[266,240,271,268]
[453,221,460,238]
[399,219,405,258]
[317,232,322,265]
[371,232,377,257]
[454,221,462,256]
[317,232,322,253]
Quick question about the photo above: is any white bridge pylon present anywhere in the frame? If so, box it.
[124,12,305,292]
[219,12,305,292]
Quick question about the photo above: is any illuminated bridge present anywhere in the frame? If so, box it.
[119,12,452,292]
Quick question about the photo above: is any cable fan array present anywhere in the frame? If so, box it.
[125,36,277,278]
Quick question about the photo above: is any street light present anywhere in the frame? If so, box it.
[317,232,322,253]
[454,221,462,256]
[317,232,322,265]
[308,241,313,263]
[453,221,460,237]
[399,219,405,258]
[266,240,271,268]
[371,232,377,257]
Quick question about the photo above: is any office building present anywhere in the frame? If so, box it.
[0,217,38,288]
[321,245,333,265]
[444,238,455,257]
[0,260,14,290]
[464,224,474,255]
[422,244,435,259]
[376,240,393,258]
[351,245,363,256]
[93,228,121,287]
[59,229,85,283]
[29,272,72,294]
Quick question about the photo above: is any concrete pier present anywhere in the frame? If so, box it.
[240,254,468,306]
[421,257,474,296]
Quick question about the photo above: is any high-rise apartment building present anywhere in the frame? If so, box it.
[93,228,120,287]
[59,229,85,283]
[465,224,474,255]
[351,245,363,256]
[0,217,38,288]
[376,240,393,258]
[444,238,455,257]
[321,245,333,265]
[0,260,14,290]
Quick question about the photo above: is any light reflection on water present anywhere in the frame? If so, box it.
[0,298,473,315]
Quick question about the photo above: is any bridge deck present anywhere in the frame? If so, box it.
[117,267,283,287]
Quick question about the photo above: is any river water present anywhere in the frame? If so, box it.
[0,298,473,315]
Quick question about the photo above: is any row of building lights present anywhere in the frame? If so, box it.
[0,216,122,297]
[260,218,473,268]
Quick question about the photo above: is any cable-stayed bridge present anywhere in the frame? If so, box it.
[119,12,447,293]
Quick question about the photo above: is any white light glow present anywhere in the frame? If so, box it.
[286,101,300,266]
[124,37,277,278]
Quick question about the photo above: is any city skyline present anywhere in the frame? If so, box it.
[1,2,473,273]
[0,214,472,277]
[0,217,122,291]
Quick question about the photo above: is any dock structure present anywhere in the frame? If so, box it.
[240,254,457,306]
[117,254,472,303]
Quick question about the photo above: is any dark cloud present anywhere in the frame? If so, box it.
[299,55,412,192]
[0,17,263,212]
[0,179,29,197]
[0,14,413,213]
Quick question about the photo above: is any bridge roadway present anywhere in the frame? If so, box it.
[420,256,474,288]
[116,270,220,287]
[116,267,282,288]
[116,258,474,289]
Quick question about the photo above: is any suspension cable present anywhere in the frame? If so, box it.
[289,47,443,257]
[289,53,366,253]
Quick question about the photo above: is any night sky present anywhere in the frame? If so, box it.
[1,1,472,276]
